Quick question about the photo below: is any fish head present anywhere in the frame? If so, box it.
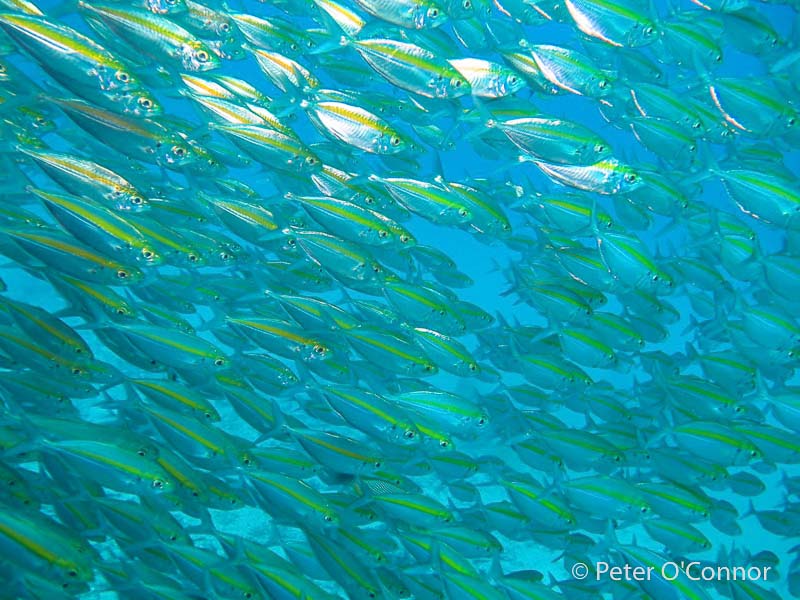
[182,42,221,72]
[414,3,448,29]
[130,92,162,117]
[376,131,407,154]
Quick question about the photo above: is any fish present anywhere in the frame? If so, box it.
[4,226,144,284]
[301,97,408,154]
[352,37,471,98]
[77,1,220,72]
[18,147,150,212]
[0,12,160,115]
[0,0,797,598]
[491,115,613,165]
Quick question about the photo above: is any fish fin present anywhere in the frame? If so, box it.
[743,499,758,519]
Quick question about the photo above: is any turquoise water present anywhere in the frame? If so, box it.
[1,0,799,598]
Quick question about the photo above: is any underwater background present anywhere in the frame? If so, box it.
[0,0,799,597]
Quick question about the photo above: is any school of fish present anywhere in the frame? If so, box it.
[0,0,799,597]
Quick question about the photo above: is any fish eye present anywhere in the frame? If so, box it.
[453,79,463,87]
[116,71,131,83]
[458,208,469,217]
[152,479,164,489]
[478,416,487,425]
[324,514,333,522]
[67,570,78,578]
[313,344,326,354]
[468,363,478,371]
[117,269,129,278]
[142,249,154,259]
[116,307,128,315]
[71,367,83,375]
[305,156,318,165]
[372,263,382,273]
[624,173,638,184]
[428,7,439,17]
[138,97,153,109]
[714,54,722,63]
[131,195,144,205]
[374,461,381,468]
[196,50,209,62]
[204,412,213,419]
[214,358,226,366]
[378,230,389,238]
[403,429,416,439]
[508,75,518,85]
[640,505,649,513]
[463,0,471,6]
[172,145,187,158]
[439,439,449,448]
[220,22,230,32]
[390,136,401,146]
[643,25,654,35]
[188,253,199,262]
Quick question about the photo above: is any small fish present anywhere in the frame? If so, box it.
[534,158,643,195]
[31,187,161,265]
[246,471,339,526]
[494,115,612,165]
[352,0,447,29]
[104,322,228,370]
[563,0,658,47]
[353,38,470,98]
[0,507,97,592]
[344,326,438,375]
[19,148,149,212]
[78,1,220,71]
[0,12,160,115]
[5,227,143,284]
[212,123,321,173]
[302,98,407,154]
[448,58,525,97]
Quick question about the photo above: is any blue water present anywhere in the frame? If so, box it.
[1,0,800,598]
